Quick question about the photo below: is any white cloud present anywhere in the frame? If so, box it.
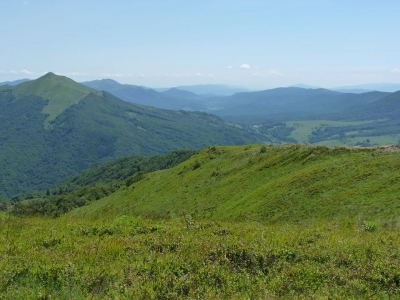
[391,68,400,73]
[227,66,233,69]
[20,69,33,75]
[240,64,251,69]
[196,73,214,78]
[22,1,28,5]
[0,69,36,75]
[268,69,283,76]
[252,69,283,77]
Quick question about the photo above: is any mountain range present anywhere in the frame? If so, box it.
[153,84,251,96]
[2,73,400,197]
[81,79,396,122]
[0,73,263,197]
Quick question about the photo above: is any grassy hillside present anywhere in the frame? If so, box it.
[72,144,400,226]
[2,144,400,298]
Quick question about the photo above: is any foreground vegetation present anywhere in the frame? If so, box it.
[1,212,399,299]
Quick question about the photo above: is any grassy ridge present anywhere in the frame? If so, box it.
[1,213,399,299]
[72,144,400,225]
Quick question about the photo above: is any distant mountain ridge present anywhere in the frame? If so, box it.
[154,84,251,96]
[333,83,400,93]
[206,87,389,122]
[81,79,205,111]
[0,78,30,86]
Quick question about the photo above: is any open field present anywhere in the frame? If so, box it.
[286,120,376,144]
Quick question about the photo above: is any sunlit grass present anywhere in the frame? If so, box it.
[1,213,399,299]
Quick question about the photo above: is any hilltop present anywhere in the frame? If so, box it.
[1,72,102,127]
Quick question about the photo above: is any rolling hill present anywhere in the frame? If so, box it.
[0,73,264,197]
[71,144,400,225]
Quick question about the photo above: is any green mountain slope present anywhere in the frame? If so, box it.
[3,72,102,127]
[71,144,400,225]
[0,73,264,197]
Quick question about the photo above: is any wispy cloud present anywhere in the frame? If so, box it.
[196,72,214,78]
[240,64,251,69]
[268,69,283,76]
[20,69,33,75]
[227,66,233,69]
[391,68,400,73]
[252,69,283,77]
[22,1,28,5]
[0,69,35,75]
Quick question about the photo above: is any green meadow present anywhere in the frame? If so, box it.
[1,213,399,299]
[2,144,400,299]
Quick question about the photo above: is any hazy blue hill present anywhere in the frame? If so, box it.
[165,84,251,96]
[333,88,373,94]
[290,83,320,89]
[333,83,400,93]
[161,88,201,99]
[209,88,387,122]
[0,78,30,86]
[348,90,400,120]
[82,79,205,111]
[0,73,264,197]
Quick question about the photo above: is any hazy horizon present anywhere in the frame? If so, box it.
[2,1,400,89]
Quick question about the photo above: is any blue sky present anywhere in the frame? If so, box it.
[1,0,400,89]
